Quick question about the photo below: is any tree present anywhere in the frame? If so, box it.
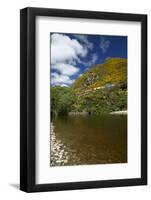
[51,86,76,116]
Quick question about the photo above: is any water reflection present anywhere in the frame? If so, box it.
[50,115,127,166]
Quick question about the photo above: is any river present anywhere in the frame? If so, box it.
[50,115,127,166]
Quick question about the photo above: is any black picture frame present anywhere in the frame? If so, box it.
[20,7,147,192]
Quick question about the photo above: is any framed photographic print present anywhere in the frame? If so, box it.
[20,7,147,192]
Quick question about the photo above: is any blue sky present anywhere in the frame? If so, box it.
[50,33,127,86]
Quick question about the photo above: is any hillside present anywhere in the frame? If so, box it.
[51,58,127,116]
[71,58,127,114]
[73,58,127,95]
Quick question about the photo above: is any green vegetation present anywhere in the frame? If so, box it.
[51,58,127,116]
[73,85,127,114]
[73,58,127,93]
[51,86,76,116]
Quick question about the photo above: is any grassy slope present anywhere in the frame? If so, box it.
[72,58,127,114]
[73,58,127,93]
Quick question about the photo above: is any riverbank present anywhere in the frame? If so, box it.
[68,110,127,116]
[69,111,88,115]
[110,110,127,115]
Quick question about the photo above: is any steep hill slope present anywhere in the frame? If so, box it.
[71,58,127,114]
[73,58,127,94]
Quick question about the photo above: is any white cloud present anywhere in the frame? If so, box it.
[59,83,69,87]
[100,37,110,53]
[51,72,74,85]
[51,63,79,76]
[51,33,87,65]
[68,60,76,65]
[50,33,96,86]
[82,53,98,67]
[91,53,98,65]
[74,34,93,50]
[78,73,83,77]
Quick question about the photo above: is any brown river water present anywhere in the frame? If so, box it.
[50,115,127,166]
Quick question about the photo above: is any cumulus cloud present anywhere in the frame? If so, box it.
[51,33,87,65]
[51,63,79,76]
[100,37,110,53]
[50,33,98,86]
[74,34,93,50]
[51,72,73,86]
[50,33,90,86]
